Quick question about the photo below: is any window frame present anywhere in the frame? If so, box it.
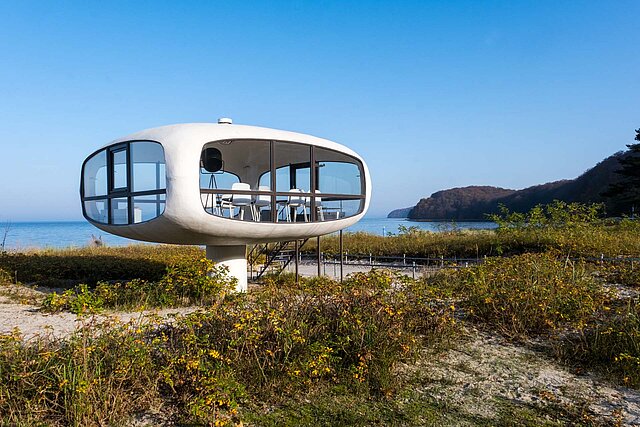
[81,140,167,226]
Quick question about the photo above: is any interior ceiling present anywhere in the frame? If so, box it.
[205,139,356,177]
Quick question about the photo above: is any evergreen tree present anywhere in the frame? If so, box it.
[603,128,640,215]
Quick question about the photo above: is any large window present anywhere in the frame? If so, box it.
[82,141,166,225]
[199,139,365,223]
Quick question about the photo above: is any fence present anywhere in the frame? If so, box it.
[283,251,640,280]
[290,252,483,279]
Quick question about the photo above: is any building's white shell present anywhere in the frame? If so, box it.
[87,123,371,246]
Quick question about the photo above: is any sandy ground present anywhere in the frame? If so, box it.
[0,285,196,340]
[406,328,640,426]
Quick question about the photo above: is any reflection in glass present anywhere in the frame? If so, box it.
[132,142,166,192]
[317,198,362,221]
[83,150,107,197]
[83,141,167,226]
[315,147,363,196]
[133,194,166,223]
[111,198,129,225]
[318,162,361,195]
[112,149,128,189]
[275,141,310,193]
[84,200,107,223]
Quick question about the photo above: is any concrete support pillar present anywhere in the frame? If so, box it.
[206,245,247,292]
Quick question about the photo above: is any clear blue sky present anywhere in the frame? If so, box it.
[0,1,638,220]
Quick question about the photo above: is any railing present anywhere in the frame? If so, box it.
[286,252,484,279]
[248,239,310,280]
[272,252,640,280]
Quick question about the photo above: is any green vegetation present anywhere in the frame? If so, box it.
[560,301,640,388]
[1,202,639,425]
[0,321,159,426]
[41,258,236,314]
[311,202,640,259]
[602,127,640,214]
[0,245,205,287]
[425,253,611,337]
[0,270,456,426]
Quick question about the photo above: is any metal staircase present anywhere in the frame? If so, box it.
[248,239,309,280]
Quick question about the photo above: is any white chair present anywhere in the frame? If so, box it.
[286,189,306,222]
[252,185,271,222]
[305,190,325,221]
[231,183,252,220]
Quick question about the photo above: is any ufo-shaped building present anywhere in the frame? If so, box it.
[81,119,371,291]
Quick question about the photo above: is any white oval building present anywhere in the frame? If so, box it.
[81,120,371,290]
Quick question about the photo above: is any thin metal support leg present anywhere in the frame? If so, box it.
[295,240,299,284]
[317,235,321,277]
[339,229,344,282]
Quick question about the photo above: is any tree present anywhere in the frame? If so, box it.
[602,128,640,216]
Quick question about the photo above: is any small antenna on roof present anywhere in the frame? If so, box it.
[218,117,233,124]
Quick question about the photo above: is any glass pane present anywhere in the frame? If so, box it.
[131,142,166,192]
[200,170,240,190]
[83,150,107,197]
[84,199,107,223]
[111,197,129,225]
[133,194,166,223]
[275,141,310,193]
[316,198,363,221]
[112,149,128,189]
[315,148,363,195]
[318,162,362,195]
[258,171,271,191]
[200,140,270,190]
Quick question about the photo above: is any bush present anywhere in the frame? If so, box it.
[0,245,205,287]
[0,268,11,285]
[560,301,640,387]
[42,258,236,314]
[161,270,454,399]
[426,252,611,337]
[598,261,640,288]
[0,320,159,426]
[1,271,457,426]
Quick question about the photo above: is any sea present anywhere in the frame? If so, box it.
[1,218,497,250]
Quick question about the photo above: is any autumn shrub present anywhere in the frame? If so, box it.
[559,300,640,387]
[1,270,457,426]
[156,269,456,418]
[41,258,236,314]
[0,319,159,426]
[0,268,10,285]
[425,252,611,337]
[597,260,640,288]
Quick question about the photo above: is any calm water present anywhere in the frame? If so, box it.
[1,218,496,250]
